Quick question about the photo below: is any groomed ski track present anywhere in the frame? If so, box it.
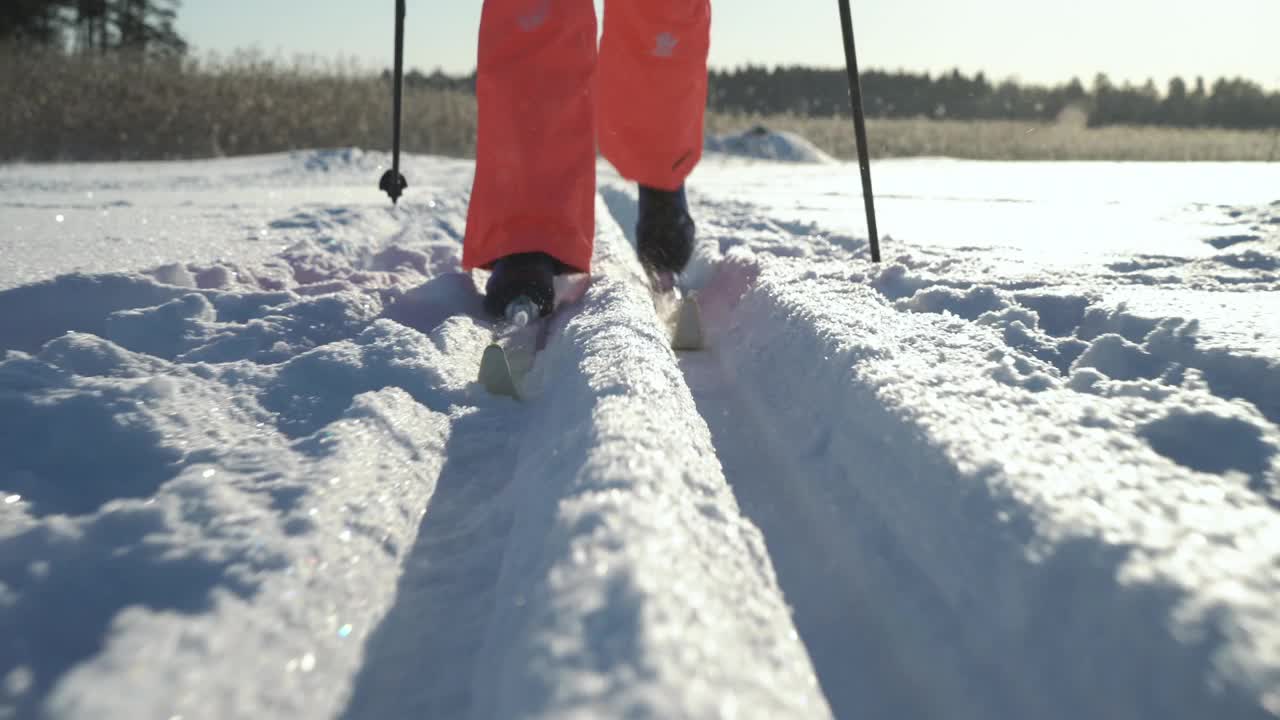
[1,151,1278,719]
[341,193,832,720]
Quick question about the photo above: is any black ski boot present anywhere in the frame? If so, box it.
[483,252,557,319]
[636,184,695,274]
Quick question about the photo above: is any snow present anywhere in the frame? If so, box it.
[704,126,835,164]
[1,136,1279,719]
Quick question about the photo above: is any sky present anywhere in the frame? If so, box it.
[177,1,1280,90]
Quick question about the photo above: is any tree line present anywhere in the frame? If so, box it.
[709,66,1280,130]
[386,64,1280,130]
[1,0,184,55]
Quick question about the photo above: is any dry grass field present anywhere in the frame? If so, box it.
[3,46,1277,163]
[0,47,477,161]
[714,113,1280,162]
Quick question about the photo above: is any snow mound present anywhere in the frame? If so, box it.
[704,125,835,164]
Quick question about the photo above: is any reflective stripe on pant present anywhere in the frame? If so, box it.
[463,0,711,273]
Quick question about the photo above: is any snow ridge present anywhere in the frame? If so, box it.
[711,260,1276,719]
[1,188,482,718]
[656,174,1280,719]
[468,202,827,719]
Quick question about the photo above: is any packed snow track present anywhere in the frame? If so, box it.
[1,145,1278,719]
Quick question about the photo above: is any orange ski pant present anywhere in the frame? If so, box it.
[463,0,711,273]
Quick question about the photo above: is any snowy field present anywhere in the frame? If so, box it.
[1,136,1279,719]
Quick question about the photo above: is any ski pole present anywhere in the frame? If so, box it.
[379,0,408,204]
[837,0,881,262]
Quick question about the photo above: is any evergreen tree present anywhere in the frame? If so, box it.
[109,0,185,55]
[74,0,109,51]
[0,0,185,55]
[702,65,1280,128]
[0,0,64,46]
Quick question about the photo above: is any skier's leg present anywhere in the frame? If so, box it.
[597,0,711,191]
[598,0,709,273]
[463,0,598,275]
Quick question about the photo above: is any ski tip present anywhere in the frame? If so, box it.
[672,296,704,352]
[479,343,520,399]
